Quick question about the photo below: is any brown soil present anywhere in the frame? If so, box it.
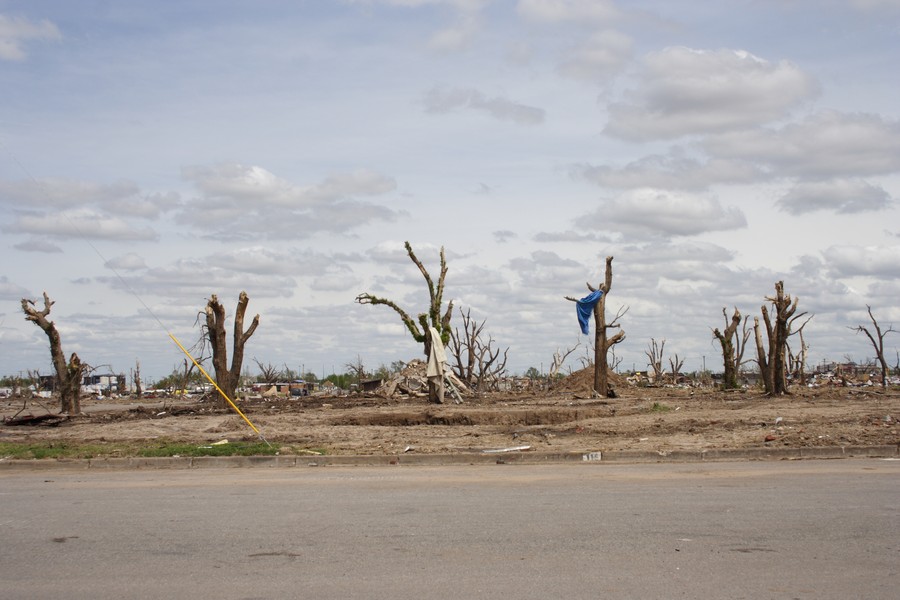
[2,371,898,456]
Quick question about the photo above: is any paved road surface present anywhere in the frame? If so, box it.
[1,459,897,599]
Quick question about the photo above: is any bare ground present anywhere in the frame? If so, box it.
[2,376,898,457]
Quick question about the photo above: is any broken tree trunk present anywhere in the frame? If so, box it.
[565,256,625,398]
[205,291,260,409]
[754,281,805,396]
[714,307,743,390]
[21,292,85,414]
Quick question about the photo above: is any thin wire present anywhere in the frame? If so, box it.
[2,139,270,445]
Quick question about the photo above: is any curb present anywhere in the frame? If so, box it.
[1,444,897,471]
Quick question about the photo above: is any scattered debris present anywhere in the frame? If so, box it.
[482,445,531,454]
[3,413,67,427]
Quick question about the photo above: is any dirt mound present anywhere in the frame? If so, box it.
[553,366,625,395]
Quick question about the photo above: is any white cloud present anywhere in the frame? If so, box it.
[703,111,900,179]
[822,245,900,278]
[0,275,30,300]
[493,230,517,243]
[423,86,545,124]
[777,179,893,215]
[12,239,63,253]
[178,163,399,240]
[0,178,138,208]
[4,209,159,241]
[605,47,819,141]
[577,189,747,238]
[0,14,60,61]
[516,0,620,23]
[100,258,297,301]
[205,246,349,277]
[429,13,481,50]
[533,230,612,243]
[572,150,760,190]
[557,29,632,82]
[105,253,148,271]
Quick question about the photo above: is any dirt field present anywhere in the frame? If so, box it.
[2,371,898,457]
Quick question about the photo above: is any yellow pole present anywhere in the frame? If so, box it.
[168,333,267,442]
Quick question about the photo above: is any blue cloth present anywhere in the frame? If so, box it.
[576,290,603,334]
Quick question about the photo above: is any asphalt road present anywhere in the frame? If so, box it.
[1,459,897,599]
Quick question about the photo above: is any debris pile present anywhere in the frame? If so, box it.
[552,366,625,396]
[376,359,470,400]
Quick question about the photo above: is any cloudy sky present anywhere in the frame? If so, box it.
[1,0,899,383]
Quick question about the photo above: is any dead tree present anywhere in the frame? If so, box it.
[713,307,750,390]
[788,327,810,384]
[645,338,665,384]
[254,359,282,386]
[608,344,624,373]
[357,242,453,403]
[448,307,508,393]
[754,281,808,395]
[668,354,684,384]
[565,256,625,398]
[851,305,896,387]
[204,291,260,408]
[132,359,143,398]
[344,355,367,389]
[21,292,85,414]
[548,343,580,379]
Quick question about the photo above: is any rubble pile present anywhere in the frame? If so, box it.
[376,359,470,399]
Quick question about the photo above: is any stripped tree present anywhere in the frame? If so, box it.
[753,281,809,395]
[713,307,750,390]
[449,307,508,393]
[132,359,143,398]
[253,359,281,386]
[645,338,666,384]
[21,292,85,414]
[357,241,453,403]
[851,305,896,388]
[548,342,580,379]
[565,256,626,398]
[204,291,260,409]
[668,353,685,384]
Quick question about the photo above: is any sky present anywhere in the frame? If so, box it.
[1,0,899,384]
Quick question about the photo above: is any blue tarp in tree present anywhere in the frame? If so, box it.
[576,290,603,335]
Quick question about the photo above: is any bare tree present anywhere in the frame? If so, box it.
[548,343,580,379]
[357,242,453,403]
[713,307,749,390]
[645,338,665,384]
[787,327,811,384]
[204,291,260,408]
[132,359,143,398]
[21,292,85,414]
[565,256,626,398]
[735,314,752,378]
[448,308,509,392]
[609,344,624,373]
[851,305,896,388]
[344,355,367,388]
[254,359,282,386]
[668,354,685,384]
[754,281,809,395]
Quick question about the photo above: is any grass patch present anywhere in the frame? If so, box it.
[649,402,672,413]
[0,442,121,460]
[139,440,279,457]
[0,440,281,460]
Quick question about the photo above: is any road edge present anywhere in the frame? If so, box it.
[1,444,898,471]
